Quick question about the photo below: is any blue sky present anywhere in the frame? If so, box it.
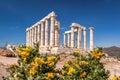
[0,0,120,47]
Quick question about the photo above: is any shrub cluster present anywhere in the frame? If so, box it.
[4,45,112,80]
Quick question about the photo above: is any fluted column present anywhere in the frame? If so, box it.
[41,21,45,46]
[34,26,37,43]
[77,28,82,48]
[37,24,40,44]
[45,18,49,46]
[26,29,28,46]
[55,21,60,46]
[28,30,30,46]
[55,28,58,46]
[57,21,60,46]
[68,33,71,47]
[50,12,55,46]
[29,29,31,46]
[71,26,74,48]
[83,27,87,50]
[32,28,34,47]
[64,33,67,47]
[89,27,94,51]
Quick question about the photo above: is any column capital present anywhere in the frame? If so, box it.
[83,27,87,31]
[45,16,50,20]
[50,11,56,17]
[89,27,94,30]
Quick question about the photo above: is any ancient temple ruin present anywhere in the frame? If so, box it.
[26,11,94,54]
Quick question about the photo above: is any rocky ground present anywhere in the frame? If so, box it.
[0,49,120,80]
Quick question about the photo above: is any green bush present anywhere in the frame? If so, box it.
[4,46,110,80]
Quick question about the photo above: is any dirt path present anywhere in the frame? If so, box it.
[0,56,17,65]
[0,56,17,79]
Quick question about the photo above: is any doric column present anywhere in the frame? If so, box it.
[45,18,49,46]
[37,24,40,44]
[50,11,56,46]
[29,29,31,46]
[32,27,35,45]
[55,27,58,46]
[57,21,60,46]
[89,27,94,51]
[64,33,67,47]
[83,27,87,50]
[68,33,71,47]
[41,21,45,46]
[71,26,74,48]
[77,27,82,48]
[55,21,60,46]
[28,29,30,46]
[34,26,37,43]
[31,28,34,46]
[26,28,28,46]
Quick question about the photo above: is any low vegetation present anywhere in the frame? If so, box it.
[3,45,120,80]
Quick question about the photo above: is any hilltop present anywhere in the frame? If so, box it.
[103,46,120,58]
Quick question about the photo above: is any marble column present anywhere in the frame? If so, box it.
[55,27,58,46]
[37,24,40,44]
[45,18,49,46]
[57,21,60,46]
[68,33,71,47]
[77,28,82,48]
[26,29,28,46]
[64,33,67,47]
[34,26,37,43]
[41,21,45,46]
[30,29,31,46]
[83,27,87,50]
[89,27,94,51]
[50,12,55,46]
[32,27,35,46]
[71,26,74,48]
[28,30,30,46]
[55,21,60,46]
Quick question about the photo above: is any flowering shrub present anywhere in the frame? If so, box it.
[5,44,60,80]
[60,48,109,80]
[4,45,111,80]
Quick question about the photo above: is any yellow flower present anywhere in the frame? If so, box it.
[80,71,86,77]
[17,48,21,53]
[34,57,45,65]
[47,73,54,78]
[65,60,69,67]
[81,61,89,65]
[67,67,75,75]
[23,58,26,62]
[29,68,36,75]
[74,64,81,69]
[61,70,66,75]
[91,50,103,59]
[47,56,56,62]
[111,76,117,80]
[74,50,80,56]
[22,46,31,52]
[71,59,78,63]
[20,51,29,58]
[48,62,54,67]
[31,62,38,68]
